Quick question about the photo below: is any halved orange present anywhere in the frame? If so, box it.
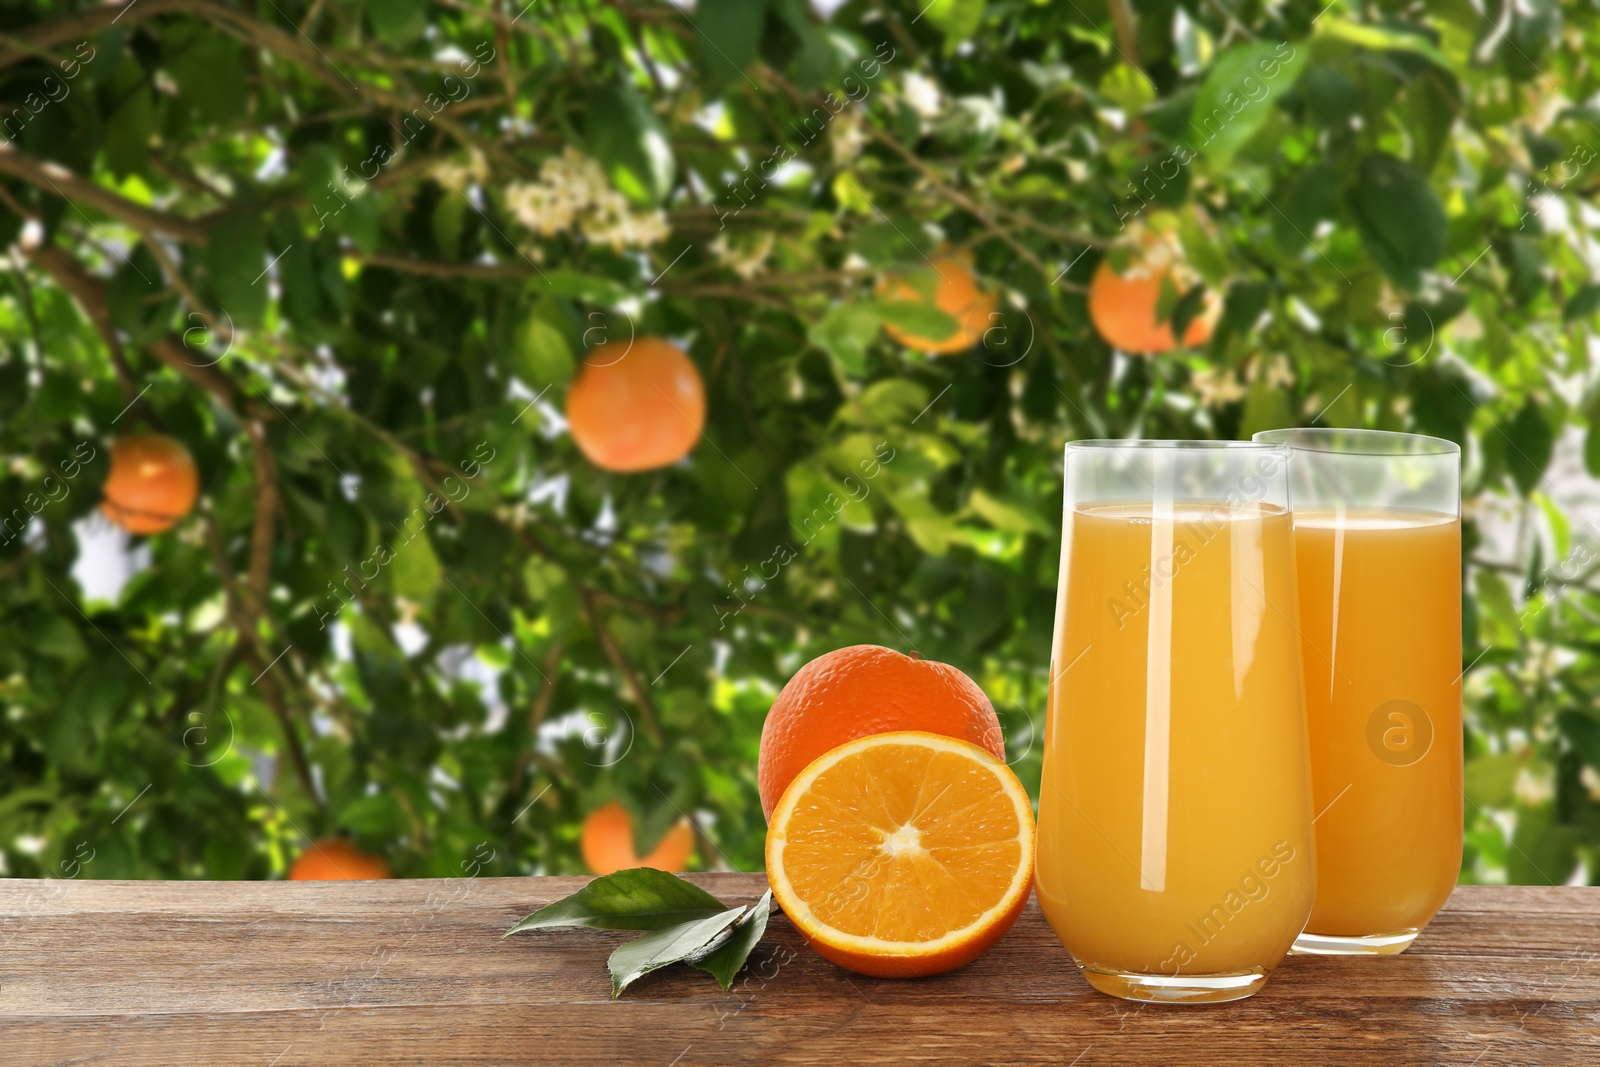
[765,730,1036,978]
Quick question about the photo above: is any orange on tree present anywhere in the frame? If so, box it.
[580,800,695,876]
[766,730,1036,978]
[877,253,998,354]
[757,644,1005,819]
[287,838,392,880]
[100,433,200,534]
[565,336,705,472]
[1087,239,1220,354]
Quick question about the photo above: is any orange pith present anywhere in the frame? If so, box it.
[766,731,1036,978]
[878,254,998,354]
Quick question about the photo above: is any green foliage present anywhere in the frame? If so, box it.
[509,869,770,998]
[507,866,728,933]
[0,0,1597,889]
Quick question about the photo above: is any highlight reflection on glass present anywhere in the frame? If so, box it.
[1036,441,1316,1003]
[1254,428,1462,955]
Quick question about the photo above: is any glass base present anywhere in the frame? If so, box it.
[1291,928,1420,955]
[1079,963,1271,1003]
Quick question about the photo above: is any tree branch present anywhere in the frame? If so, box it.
[203,515,320,807]
[27,243,240,408]
[0,0,199,69]
[579,589,665,746]
[508,638,565,799]
[1106,0,1143,71]
[0,145,210,245]
[22,241,140,404]
[358,250,535,280]
[244,419,279,611]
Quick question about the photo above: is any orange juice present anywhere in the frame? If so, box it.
[1036,501,1316,996]
[1291,510,1461,945]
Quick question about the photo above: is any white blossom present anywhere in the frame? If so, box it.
[710,231,775,279]
[502,147,668,251]
[903,72,944,119]
[1189,365,1245,407]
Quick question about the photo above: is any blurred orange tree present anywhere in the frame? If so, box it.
[0,0,1597,883]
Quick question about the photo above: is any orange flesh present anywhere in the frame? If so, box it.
[775,739,1026,943]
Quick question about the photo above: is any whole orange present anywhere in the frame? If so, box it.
[878,254,998,354]
[100,433,200,534]
[757,644,1006,819]
[1087,244,1219,354]
[580,801,695,876]
[288,838,392,880]
[565,337,705,472]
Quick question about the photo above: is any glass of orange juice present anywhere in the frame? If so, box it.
[1036,441,1316,1003]
[1253,428,1462,955]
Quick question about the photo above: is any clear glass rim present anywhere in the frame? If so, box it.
[1066,439,1287,452]
[1251,427,1460,456]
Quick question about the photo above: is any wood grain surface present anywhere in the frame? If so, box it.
[1,876,1596,1066]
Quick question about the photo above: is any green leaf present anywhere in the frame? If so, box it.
[696,0,766,79]
[1345,153,1446,291]
[858,379,929,424]
[607,907,747,998]
[690,890,771,991]
[808,303,882,375]
[1301,67,1359,129]
[790,23,842,91]
[967,489,1048,534]
[1474,569,1519,646]
[923,0,985,44]
[1564,284,1600,321]
[1464,752,1521,809]
[388,529,441,602]
[368,0,428,46]
[1177,215,1227,287]
[874,299,959,341]
[106,245,176,344]
[1168,284,1210,344]
[1508,801,1579,886]
[516,299,575,388]
[505,868,730,935]
[851,219,941,268]
[1501,399,1554,496]
[541,269,630,306]
[1220,279,1270,339]
[103,86,152,180]
[432,194,466,255]
[588,82,675,205]
[1317,19,1457,73]
[1099,62,1154,114]
[1586,389,1600,478]
[1272,162,1338,255]
[1190,41,1309,162]
[337,793,408,837]
[1558,711,1600,770]
[165,31,247,126]
[205,211,268,330]
[35,615,88,661]
[1402,70,1460,175]
[1241,363,1293,437]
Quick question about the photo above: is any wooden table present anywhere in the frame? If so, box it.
[2,875,1596,1065]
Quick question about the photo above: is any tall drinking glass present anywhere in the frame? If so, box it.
[1036,441,1316,1003]
[1253,428,1462,955]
